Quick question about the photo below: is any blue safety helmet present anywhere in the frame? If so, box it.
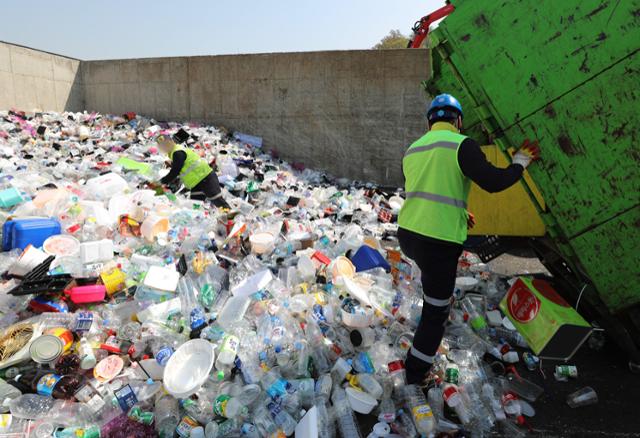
[427,94,463,121]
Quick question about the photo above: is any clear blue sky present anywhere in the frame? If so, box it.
[0,0,445,60]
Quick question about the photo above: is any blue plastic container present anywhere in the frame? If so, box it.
[2,218,61,251]
[350,245,391,273]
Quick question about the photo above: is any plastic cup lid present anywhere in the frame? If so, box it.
[29,335,64,363]
[94,355,124,382]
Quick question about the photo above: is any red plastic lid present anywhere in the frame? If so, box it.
[388,360,405,373]
[442,385,458,400]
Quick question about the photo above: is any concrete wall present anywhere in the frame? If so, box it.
[82,50,430,185]
[0,41,83,112]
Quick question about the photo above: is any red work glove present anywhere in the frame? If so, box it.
[512,139,541,169]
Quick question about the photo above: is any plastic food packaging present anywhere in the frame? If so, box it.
[163,339,215,398]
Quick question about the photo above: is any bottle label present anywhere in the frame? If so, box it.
[156,346,174,366]
[445,367,459,384]
[190,308,206,330]
[556,365,578,378]
[213,394,230,417]
[220,335,239,355]
[266,379,288,399]
[36,373,63,397]
[74,311,94,333]
[267,401,282,418]
[412,404,433,422]
[114,384,138,412]
[176,416,199,437]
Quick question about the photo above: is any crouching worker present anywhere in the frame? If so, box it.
[155,134,229,208]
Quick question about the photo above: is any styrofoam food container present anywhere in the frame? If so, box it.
[163,339,215,398]
[249,232,275,254]
[346,387,378,414]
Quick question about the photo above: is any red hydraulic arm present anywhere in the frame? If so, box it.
[407,3,455,48]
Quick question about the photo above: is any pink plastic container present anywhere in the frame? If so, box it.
[66,284,106,304]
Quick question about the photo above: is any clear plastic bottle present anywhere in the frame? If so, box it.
[505,373,544,402]
[274,240,302,257]
[9,394,55,419]
[266,400,297,436]
[0,377,21,413]
[216,334,240,371]
[489,327,528,348]
[442,383,471,425]
[427,386,444,422]
[460,297,488,337]
[403,384,435,436]
[482,383,506,421]
[252,405,278,437]
[331,387,363,438]
[395,408,418,437]
[214,394,248,419]
[501,391,525,425]
[315,396,336,438]
[315,374,333,403]
[155,395,180,437]
[377,398,396,423]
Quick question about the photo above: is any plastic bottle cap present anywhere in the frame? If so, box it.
[29,335,64,363]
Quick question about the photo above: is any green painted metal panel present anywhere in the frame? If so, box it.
[427,0,640,312]
[435,0,640,129]
[569,206,640,312]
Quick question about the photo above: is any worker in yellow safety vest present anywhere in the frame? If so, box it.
[155,133,229,208]
[398,94,541,384]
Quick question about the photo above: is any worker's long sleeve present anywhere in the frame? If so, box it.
[160,150,186,184]
[457,138,523,193]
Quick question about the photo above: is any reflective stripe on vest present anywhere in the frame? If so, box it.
[170,145,213,189]
[398,126,471,244]
[405,191,468,209]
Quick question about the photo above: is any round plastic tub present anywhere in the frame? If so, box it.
[346,387,378,414]
[43,234,80,257]
[249,232,275,254]
[163,339,215,398]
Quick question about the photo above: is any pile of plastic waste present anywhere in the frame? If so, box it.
[0,109,563,438]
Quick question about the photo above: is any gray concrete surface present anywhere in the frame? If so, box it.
[80,50,430,186]
[0,41,83,112]
[0,43,430,185]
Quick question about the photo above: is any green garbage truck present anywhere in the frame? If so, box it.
[423,0,640,367]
